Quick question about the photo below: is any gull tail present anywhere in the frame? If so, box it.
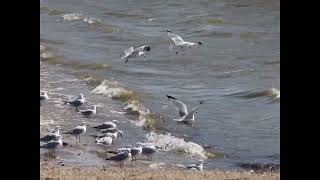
[62,100,69,104]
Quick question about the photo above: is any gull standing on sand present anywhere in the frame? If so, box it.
[40,126,61,143]
[40,135,63,155]
[121,45,151,63]
[40,91,49,106]
[166,95,200,124]
[105,148,132,168]
[108,144,142,164]
[92,129,123,139]
[137,142,160,161]
[63,122,87,143]
[185,160,206,171]
[167,30,203,54]
[77,105,97,118]
[62,94,85,109]
[95,134,115,152]
[93,120,119,129]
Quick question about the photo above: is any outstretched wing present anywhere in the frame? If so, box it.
[121,47,134,59]
[168,32,185,45]
[167,95,188,118]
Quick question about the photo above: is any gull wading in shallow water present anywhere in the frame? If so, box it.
[40,126,61,143]
[105,148,132,168]
[167,30,203,54]
[62,94,85,109]
[121,45,151,63]
[77,105,97,118]
[166,95,200,124]
[40,135,63,155]
[62,122,87,143]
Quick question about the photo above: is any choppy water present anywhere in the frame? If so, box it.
[40,0,280,169]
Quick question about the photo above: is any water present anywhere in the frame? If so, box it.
[40,0,280,169]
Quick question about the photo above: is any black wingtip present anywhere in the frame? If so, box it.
[198,42,203,45]
[166,30,172,33]
[166,95,177,100]
[199,101,204,104]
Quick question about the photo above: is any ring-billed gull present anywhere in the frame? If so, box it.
[166,95,200,124]
[185,160,206,171]
[62,94,85,108]
[62,122,87,143]
[121,45,151,63]
[40,126,61,143]
[105,148,132,168]
[167,30,203,54]
[40,135,63,155]
[77,105,96,118]
[93,120,118,129]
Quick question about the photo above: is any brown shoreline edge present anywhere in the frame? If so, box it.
[40,163,280,180]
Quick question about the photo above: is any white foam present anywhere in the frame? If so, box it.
[40,51,54,60]
[146,132,207,159]
[62,13,100,24]
[269,88,280,99]
[92,80,132,99]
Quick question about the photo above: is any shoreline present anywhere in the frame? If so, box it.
[40,162,280,180]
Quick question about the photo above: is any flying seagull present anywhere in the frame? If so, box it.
[121,45,151,63]
[167,30,203,54]
[166,95,200,124]
[62,122,87,143]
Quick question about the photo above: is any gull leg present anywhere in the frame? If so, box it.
[125,58,129,63]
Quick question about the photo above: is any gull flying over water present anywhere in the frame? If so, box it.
[121,45,151,63]
[40,126,61,143]
[40,135,63,155]
[62,94,85,108]
[93,120,118,129]
[63,122,87,143]
[77,105,97,118]
[166,95,200,124]
[167,30,203,54]
[185,160,206,171]
[106,148,132,168]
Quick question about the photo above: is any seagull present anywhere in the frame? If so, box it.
[167,30,203,54]
[99,127,121,134]
[166,95,200,124]
[185,160,206,171]
[40,126,61,143]
[40,135,63,155]
[62,122,87,143]
[136,142,160,161]
[93,120,118,129]
[106,148,132,168]
[40,91,49,106]
[121,45,151,63]
[62,94,85,109]
[77,105,96,118]
[108,145,142,165]
[95,134,115,152]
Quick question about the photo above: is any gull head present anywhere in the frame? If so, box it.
[79,94,84,99]
[144,46,151,52]
[55,126,61,131]
[118,130,124,137]
[112,120,119,124]
[166,30,172,33]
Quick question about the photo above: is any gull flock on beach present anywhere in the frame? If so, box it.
[40,29,208,170]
